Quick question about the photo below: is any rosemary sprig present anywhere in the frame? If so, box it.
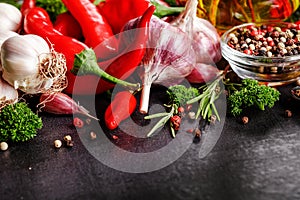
[145,106,175,137]
[187,73,223,121]
[144,73,224,137]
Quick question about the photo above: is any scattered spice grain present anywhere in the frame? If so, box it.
[0,142,8,151]
[285,109,292,118]
[242,116,249,124]
[54,140,62,148]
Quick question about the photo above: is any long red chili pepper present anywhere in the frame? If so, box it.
[20,0,35,15]
[24,6,155,95]
[20,0,36,33]
[104,91,137,130]
[23,7,134,94]
[54,12,83,40]
[95,5,155,94]
[61,0,118,58]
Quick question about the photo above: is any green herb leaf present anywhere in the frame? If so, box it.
[187,75,223,120]
[36,0,67,22]
[227,79,280,116]
[0,102,43,142]
[167,85,199,107]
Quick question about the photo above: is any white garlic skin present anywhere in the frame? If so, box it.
[0,75,18,110]
[0,31,18,50]
[0,31,19,71]
[1,34,51,94]
[0,3,22,32]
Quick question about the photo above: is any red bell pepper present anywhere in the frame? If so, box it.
[104,91,137,130]
[97,0,151,34]
[96,0,184,33]
[61,0,118,59]
[24,6,155,95]
[54,12,83,41]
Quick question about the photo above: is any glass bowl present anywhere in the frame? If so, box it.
[221,22,300,86]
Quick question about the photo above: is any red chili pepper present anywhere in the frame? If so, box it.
[23,7,101,94]
[23,7,62,36]
[104,91,137,130]
[61,0,118,58]
[19,0,36,33]
[96,5,155,93]
[54,12,83,41]
[20,0,35,15]
[24,6,155,95]
[73,117,84,128]
[97,0,151,34]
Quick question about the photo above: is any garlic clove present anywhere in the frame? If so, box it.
[0,74,18,110]
[0,31,18,49]
[0,3,22,32]
[0,31,19,71]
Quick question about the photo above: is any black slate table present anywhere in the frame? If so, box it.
[0,82,299,200]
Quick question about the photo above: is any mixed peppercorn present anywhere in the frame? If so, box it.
[227,23,300,57]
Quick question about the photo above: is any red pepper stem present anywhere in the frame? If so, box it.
[71,48,140,91]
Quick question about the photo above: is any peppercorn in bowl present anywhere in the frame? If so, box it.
[221,22,300,86]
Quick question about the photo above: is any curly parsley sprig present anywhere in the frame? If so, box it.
[226,79,280,116]
[36,0,67,22]
[0,102,43,142]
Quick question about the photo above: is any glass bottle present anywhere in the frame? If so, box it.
[197,0,300,34]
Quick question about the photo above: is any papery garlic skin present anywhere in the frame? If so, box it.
[1,34,52,94]
[171,0,222,64]
[0,31,19,71]
[0,74,18,110]
[0,3,22,32]
[139,16,196,113]
[0,31,18,49]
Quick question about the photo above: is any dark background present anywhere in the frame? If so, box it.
[0,83,299,200]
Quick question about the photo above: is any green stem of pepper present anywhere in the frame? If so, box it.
[93,0,105,5]
[151,0,185,18]
[71,48,140,90]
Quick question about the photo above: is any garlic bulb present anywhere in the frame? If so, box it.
[171,0,222,64]
[0,3,22,32]
[0,74,18,110]
[1,34,67,94]
[0,31,18,49]
[0,31,19,71]
[138,16,195,114]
